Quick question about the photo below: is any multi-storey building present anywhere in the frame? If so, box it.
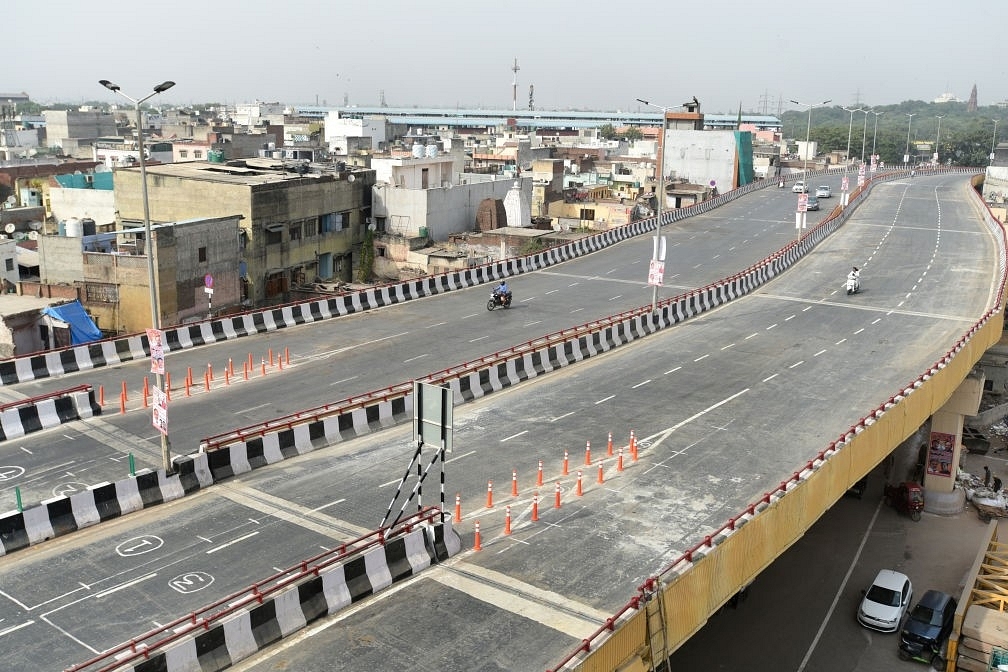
[112,159,375,307]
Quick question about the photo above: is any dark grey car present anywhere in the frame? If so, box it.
[898,590,957,663]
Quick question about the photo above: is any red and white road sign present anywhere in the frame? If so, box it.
[647,260,665,287]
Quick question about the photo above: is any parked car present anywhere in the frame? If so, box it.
[899,590,957,663]
[792,180,808,193]
[857,569,913,632]
[805,196,820,211]
[815,185,832,198]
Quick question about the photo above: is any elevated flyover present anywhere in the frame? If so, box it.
[0,170,1001,672]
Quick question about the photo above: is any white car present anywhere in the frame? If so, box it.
[815,185,832,198]
[791,180,807,193]
[858,569,913,633]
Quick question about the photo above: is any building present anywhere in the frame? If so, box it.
[36,215,243,333]
[111,159,376,307]
[42,110,117,153]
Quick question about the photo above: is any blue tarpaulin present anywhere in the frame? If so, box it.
[42,301,102,345]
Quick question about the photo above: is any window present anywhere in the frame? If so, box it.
[289,223,302,241]
[194,150,203,159]
[198,246,207,262]
[264,222,284,245]
[579,208,596,221]
[180,150,189,159]
[4,258,12,272]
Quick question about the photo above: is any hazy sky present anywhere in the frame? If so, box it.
[13,0,1007,115]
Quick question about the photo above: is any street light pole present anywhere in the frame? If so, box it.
[871,111,885,167]
[904,113,916,169]
[859,109,869,164]
[992,119,1000,165]
[842,107,862,166]
[99,78,176,474]
[934,116,943,166]
[637,98,668,312]
[790,98,831,186]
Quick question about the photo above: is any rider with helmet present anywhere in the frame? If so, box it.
[493,279,511,305]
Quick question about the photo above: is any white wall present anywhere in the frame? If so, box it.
[49,187,116,227]
[0,238,17,287]
[662,130,739,191]
[324,113,387,151]
[374,177,532,241]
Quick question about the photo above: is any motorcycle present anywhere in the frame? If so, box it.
[846,270,861,295]
[487,290,512,311]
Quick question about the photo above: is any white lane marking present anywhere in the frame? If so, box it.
[93,573,158,599]
[426,322,447,328]
[814,349,827,357]
[853,328,865,335]
[784,315,795,321]
[403,353,429,363]
[206,532,260,555]
[609,295,622,301]
[20,446,33,454]
[835,338,846,345]
[665,366,682,375]
[570,307,584,313]
[329,376,358,386]
[767,323,778,330]
[524,321,542,327]
[595,395,615,404]
[469,335,490,342]
[310,499,346,513]
[631,380,652,389]
[745,333,758,340]
[501,430,529,442]
[721,343,735,351]
[552,411,576,422]
[762,373,778,382]
[789,361,804,369]
[871,318,882,325]
[0,620,34,637]
[694,354,709,362]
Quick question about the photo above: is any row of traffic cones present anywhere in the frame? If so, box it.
[101,347,292,414]
[466,430,641,551]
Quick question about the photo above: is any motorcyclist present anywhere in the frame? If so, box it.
[847,266,860,291]
[493,279,511,304]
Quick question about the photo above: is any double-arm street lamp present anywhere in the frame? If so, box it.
[871,111,885,166]
[790,98,832,185]
[904,113,916,169]
[99,78,176,474]
[636,98,669,313]
[842,106,862,166]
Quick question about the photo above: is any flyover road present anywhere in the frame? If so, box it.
[0,172,995,671]
[0,175,846,509]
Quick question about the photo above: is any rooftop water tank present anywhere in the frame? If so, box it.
[425,144,438,158]
[411,143,424,158]
[208,149,225,163]
[65,218,82,237]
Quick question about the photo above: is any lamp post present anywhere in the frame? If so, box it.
[871,111,885,167]
[904,113,916,169]
[842,106,862,166]
[934,116,943,166]
[636,98,669,313]
[859,109,870,164]
[992,119,1000,165]
[790,98,832,186]
[99,78,176,474]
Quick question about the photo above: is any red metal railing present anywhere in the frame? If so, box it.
[0,384,91,412]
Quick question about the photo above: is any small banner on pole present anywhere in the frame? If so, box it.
[147,328,165,375]
[152,387,168,436]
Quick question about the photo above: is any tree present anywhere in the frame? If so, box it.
[625,127,643,142]
[598,123,616,140]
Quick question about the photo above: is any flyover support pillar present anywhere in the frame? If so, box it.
[922,374,985,512]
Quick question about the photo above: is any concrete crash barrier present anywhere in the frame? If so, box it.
[0,385,101,441]
[0,176,782,388]
[65,516,459,672]
[0,452,214,556]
